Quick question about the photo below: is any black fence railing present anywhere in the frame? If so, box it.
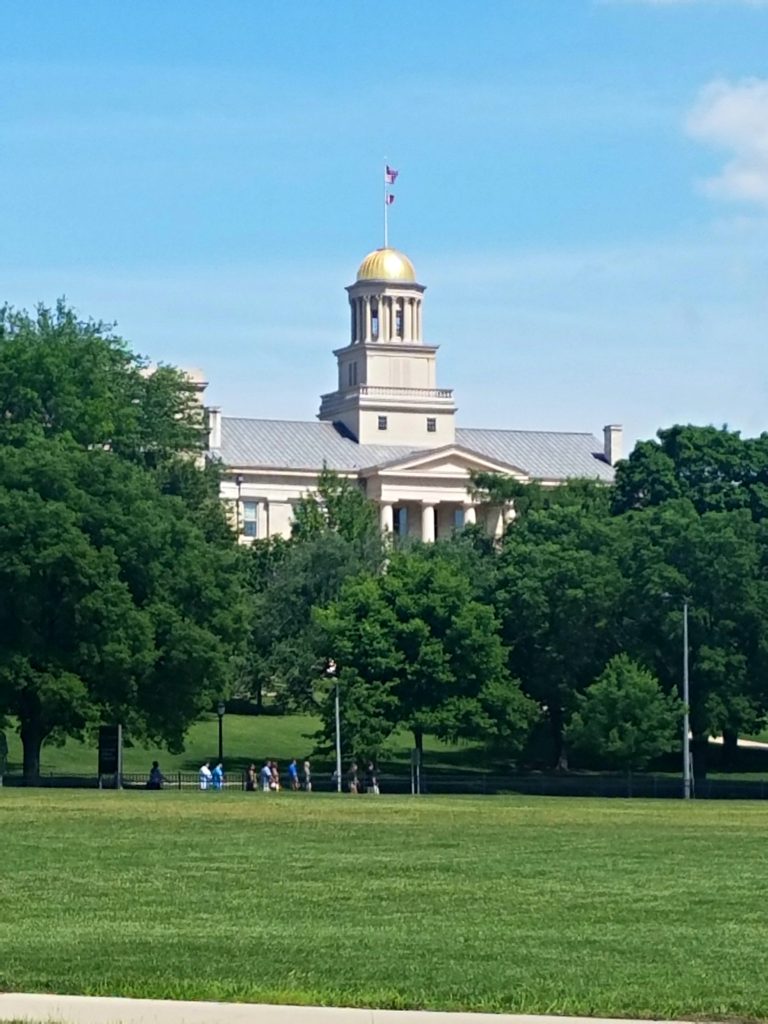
[2,771,768,799]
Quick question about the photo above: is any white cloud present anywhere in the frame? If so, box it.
[687,78,768,206]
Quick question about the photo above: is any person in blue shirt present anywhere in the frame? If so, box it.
[212,763,224,791]
[288,758,300,791]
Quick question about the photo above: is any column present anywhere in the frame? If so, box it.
[421,503,435,543]
[504,500,517,525]
[416,300,422,341]
[380,503,394,534]
[364,297,372,342]
[405,298,413,342]
[463,503,476,526]
[382,296,391,342]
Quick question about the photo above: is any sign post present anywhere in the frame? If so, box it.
[98,725,123,789]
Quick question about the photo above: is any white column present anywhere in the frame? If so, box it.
[257,500,268,538]
[463,503,476,526]
[504,500,517,525]
[364,297,371,342]
[421,503,435,543]
[416,300,422,341]
[406,298,414,342]
[380,503,394,534]
[490,507,504,539]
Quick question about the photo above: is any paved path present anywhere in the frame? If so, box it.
[0,994,692,1024]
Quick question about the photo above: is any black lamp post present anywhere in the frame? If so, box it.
[216,700,226,764]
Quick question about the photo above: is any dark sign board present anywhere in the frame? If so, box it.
[98,724,122,776]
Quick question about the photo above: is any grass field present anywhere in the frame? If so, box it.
[2,791,768,1019]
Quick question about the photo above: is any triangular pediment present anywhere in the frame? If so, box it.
[360,444,530,480]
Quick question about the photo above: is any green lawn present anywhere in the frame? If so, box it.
[1,791,767,1019]
[2,713,481,777]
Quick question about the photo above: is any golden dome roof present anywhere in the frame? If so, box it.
[356,247,416,283]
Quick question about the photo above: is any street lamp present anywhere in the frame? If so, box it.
[663,594,692,800]
[326,659,341,793]
[216,700,226,764]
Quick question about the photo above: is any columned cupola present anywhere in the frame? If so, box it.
[318,247,456,446]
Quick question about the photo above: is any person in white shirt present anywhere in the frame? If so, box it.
[199,761,212,791]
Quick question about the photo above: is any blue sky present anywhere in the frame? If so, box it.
[3,0,768,449]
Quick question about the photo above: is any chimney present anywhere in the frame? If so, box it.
[603,424,623,467]
[207,407,222,451]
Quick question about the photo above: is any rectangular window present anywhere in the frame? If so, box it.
[427,417,437,433]
[378,416,388,431]
[242,500,258,538]
[454,508,465,530]
[395,304,403,338]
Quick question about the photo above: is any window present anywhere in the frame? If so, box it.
[453,508,465,530]
[371,302,379,340]
[378,416,388,431]
[347,363,358,386]
[242,500,258,538]
[427,417,437,433]
[395,302,403,338]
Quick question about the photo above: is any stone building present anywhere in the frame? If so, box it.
[206,246,620,542]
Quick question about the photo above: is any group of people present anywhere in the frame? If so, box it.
[246,758,311,792]
[198,761,225,790]
[147,756,380,793]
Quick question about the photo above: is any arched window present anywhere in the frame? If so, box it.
[371,301,379,340]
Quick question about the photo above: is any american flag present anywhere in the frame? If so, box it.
[385,193,396,205]
[385,165,399,184]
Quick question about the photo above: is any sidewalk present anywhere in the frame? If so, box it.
[0,993,691,1024]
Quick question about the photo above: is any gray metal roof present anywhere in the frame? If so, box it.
[218,417,613,480]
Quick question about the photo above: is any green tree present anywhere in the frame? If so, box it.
[315,546,538,759]
[0,304,246,780]
[618,499,768,774]
[244,469,384,711]
[566,654,682,774]
[613,424,768,521]
[494,491,625,768]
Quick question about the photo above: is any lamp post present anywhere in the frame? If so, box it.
[216,700,226,764]
[663,593,692,800]
[326,659,341,793]
[682,600,691,801]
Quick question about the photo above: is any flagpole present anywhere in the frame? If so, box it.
[383,158,388,248]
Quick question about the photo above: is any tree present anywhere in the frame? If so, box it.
[565,654,682,774]
[0,304,246,780]
[315,546,538,760]
[617,499,768,775]
[244,469,384,712]
[494,489,625,768]
[613,424,768,521]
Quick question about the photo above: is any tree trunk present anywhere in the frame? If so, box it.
[692,734,708,781]
[413,727,424,755]
[20,718,44,785]
[550,707,568,771]
[721,728,738,770]
[255,678,263,715]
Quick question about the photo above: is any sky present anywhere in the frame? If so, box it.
[2,0,768,449]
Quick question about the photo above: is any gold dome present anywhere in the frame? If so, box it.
[356,247,416,283]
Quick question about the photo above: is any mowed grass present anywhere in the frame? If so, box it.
[2,793,768,1019]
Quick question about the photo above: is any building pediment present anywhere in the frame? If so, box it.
[359,444,530,481]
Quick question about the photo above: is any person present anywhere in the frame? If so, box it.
[365,761,379,795]
[246,762,257,792]
[288,758,300,791]
[270,761,280,791]
[259,760,272,792]
[303,758,312,792]
[212,762,225,791]
[348,761,359,795]
[147,761,164,790]
[199,761,212,791]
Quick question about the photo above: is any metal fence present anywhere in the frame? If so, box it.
[2,770,768,799]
